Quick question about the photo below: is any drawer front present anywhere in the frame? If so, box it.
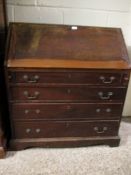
[10,86,127,102]
[11,103,123,120]
[8,71,123,85]
[12,120,119,138]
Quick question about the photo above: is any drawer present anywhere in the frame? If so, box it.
[8,71,123,85]
[12,120,119,139]
[10,86,127,102]
[11,103,123,120]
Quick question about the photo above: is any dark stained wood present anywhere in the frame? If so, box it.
[7,59,131,69]
[12,120,119,138]
[11,103,123,120]
[10,136,120,150]
[5,23,131,150]
[10,86,127,102]
[8,68,131,86]
[6,23,131,69]
[8,70,123,85]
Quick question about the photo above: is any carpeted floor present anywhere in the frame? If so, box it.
[0,119,131,175]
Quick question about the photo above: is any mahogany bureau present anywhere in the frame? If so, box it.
[5,23,131,150]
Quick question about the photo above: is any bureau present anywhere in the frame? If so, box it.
[5,23,131,150]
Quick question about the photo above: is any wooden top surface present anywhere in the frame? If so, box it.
[6,23,131,69]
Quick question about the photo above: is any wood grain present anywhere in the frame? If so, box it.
[6,23,131,69]
[7,59,131,69]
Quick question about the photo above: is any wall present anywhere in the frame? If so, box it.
[6,0,131,116]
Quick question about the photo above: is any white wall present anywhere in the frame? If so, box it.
[6,0,131,116]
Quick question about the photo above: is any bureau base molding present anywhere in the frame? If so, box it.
[10,136,120,150]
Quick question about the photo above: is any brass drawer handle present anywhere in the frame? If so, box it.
[124,77,129,81]
[94,126,108,134]
[100,76,115,84]
[106,108,111,113]
[24,91,39,100]
[23,75,39,83]
[36,109,40,114]
[96,108,112,113]
[96,108,101,113]
[24,109,40,114]
[98,92,113,100]
[24,109,29,114]
[36,128,41,133]
[26,128,31,133]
